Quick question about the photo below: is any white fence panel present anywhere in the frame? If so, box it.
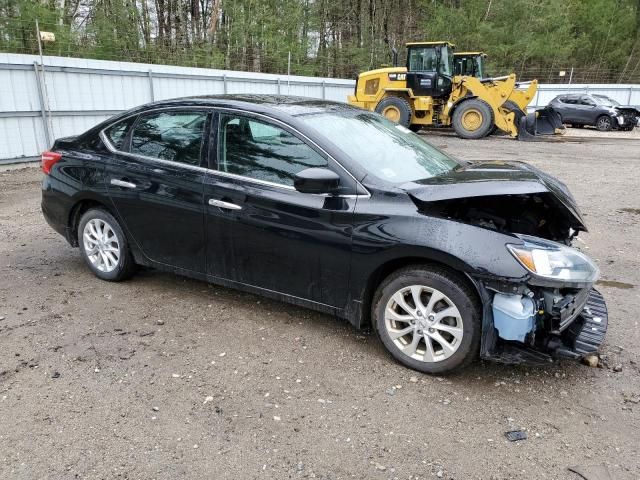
[0,52,637,164]
[0,53,355,163]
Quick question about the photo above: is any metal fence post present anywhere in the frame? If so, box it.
[33,61,52,148]
[223,74,227,94]
[148,69,155,101]
[628,86,633,105]
[277,78,281,95]
[322,80,326,99]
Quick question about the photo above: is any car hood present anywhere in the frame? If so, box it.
[399,161,587,231]
[613,105,640,113]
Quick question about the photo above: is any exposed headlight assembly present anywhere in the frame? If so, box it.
[508,235,599,284]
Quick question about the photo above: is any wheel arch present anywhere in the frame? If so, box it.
[595,113,614,129]
[67,197,117,247]
[357,254,482,330]
[448,94,478,116]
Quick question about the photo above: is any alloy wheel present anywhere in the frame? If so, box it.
[82,218,121,273]
[597,116,611,130]
[384,285,464,363]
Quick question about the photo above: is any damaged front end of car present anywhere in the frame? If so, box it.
[405,160,608,365]
[473,236,607,366]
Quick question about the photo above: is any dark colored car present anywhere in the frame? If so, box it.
[41,95,607,374]
[548,93,639,131]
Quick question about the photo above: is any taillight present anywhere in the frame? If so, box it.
[41,151,62,174]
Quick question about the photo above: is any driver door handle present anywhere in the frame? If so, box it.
[110,179,137,189]
[209,199,242,211]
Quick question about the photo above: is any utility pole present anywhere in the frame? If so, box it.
[35,19,54,147]
[287,51,291,94]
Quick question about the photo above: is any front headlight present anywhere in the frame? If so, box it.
[507,235,599,283]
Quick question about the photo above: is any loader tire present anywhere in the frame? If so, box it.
[452,99,494,139]
[375,96,412,128]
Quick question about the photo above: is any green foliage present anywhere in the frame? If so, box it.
[0,0,638,82]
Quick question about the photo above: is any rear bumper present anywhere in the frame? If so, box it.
[41,179,74,244]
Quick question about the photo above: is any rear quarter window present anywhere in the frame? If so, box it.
[105,117,136,150]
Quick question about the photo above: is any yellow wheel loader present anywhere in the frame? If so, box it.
[348,42,563,140]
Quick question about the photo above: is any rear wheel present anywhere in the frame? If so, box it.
[595,115,613,131]
[452,99,494,139]
[409,124,422,133]
[78,208,136,282]
[372,265,481,374]
[375,96,412,128]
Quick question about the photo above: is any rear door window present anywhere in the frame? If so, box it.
[129,111,208,166]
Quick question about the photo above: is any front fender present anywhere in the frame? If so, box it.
[349,199,530,300]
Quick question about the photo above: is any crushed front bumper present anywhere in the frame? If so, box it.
[479,287,608,366]
[547,289,608,360]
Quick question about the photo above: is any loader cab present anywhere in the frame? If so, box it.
[405,41,454,98]
[454,52,487,79]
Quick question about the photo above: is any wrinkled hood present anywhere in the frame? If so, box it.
[400,161,587,231]
[614,105,640,113]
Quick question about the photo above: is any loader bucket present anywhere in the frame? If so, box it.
[517,107,565,141]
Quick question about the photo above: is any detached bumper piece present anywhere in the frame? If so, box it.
[482,289,607,366]
[548,289,608,360]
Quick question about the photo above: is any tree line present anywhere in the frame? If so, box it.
[1,0,639,83]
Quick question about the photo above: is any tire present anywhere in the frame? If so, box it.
[77,208,137,282]
[409,124,422,133]
[372,265,481,374]
[595,115,613,132]
[375,96,412,128]
[451,99,494,139]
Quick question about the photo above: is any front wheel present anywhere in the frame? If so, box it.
[78,208,137,281]
[451,99,494,139]
[372,266,481,374]
[595,115,613,131]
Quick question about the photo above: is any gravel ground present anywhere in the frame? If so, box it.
[1,131,639,480]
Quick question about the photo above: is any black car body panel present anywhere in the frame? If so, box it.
[41,94,607,367]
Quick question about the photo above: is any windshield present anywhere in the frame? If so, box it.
[593,95,619,106]
[298,111,459,183]
[408,47,438,71]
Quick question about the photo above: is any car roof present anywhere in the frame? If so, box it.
[83,94,361,142]
[147,94,356,116]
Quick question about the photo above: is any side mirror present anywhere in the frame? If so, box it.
[294,168,340,194]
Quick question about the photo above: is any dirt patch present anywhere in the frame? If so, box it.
[596,280,635,289]
[620,207,640,215]
[2,136,640,479]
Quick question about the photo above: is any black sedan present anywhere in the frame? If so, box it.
[548,93,639,131]
[41,95,607,374]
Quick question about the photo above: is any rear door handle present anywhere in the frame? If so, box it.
[208,199,242,211]
[110,179,137,189]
